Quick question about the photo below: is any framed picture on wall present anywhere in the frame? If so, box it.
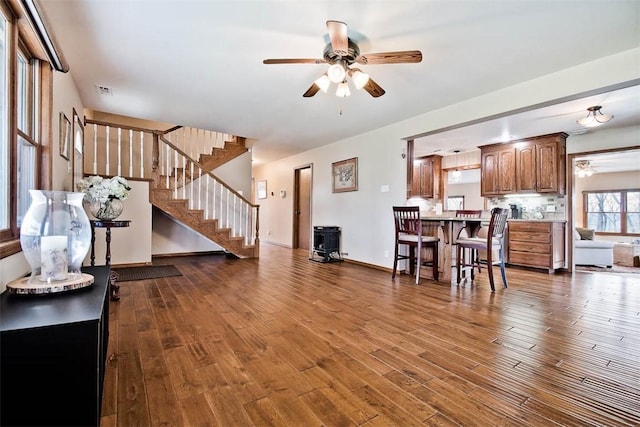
[332,157,358,193]
[72,108,84,189]
[59,112,70,160]
[257,180,267,199]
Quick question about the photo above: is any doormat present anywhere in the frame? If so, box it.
[112,265,182,282]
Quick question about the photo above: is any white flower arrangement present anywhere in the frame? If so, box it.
[77,175,131,203]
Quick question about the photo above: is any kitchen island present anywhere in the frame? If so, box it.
[420,215,484,283]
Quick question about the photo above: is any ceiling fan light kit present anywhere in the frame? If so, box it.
[336,81,351,98]
[350,68,370,90]
[575,160,596,177]
[577,105,613,128]
[263,20,422,99]
[314,74,331,93]
[327,62,346,83]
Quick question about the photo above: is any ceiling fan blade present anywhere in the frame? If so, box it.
[303,83,320,98]
[263,58,326,65]
[326,20,348,56]
[356,50,422,65]
[363,78,385,98]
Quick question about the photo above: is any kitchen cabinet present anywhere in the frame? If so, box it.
[507,220,565,272]
[481,146,515,196]
[536,138,565,193]
[409,154,442,199]
[0,266,111,426]
[481,132,567,196]
[515,144,536,192]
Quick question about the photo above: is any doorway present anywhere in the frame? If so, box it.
[567,145,640,273]
[293,165,312,250]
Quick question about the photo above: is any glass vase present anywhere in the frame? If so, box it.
[88,198,123,220]
[20,190,92,284]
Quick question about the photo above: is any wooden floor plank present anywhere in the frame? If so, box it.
[100,246,640,426]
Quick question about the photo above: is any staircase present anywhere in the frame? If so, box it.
[83,119,259,258]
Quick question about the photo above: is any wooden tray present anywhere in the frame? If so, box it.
[6,273,94,295]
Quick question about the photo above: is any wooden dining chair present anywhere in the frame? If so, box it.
[392,206,439,284]
[455,207,509,291]
[455,209,483,275]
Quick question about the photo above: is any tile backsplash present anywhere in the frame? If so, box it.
[486,195,566,220]
[407,194,567,219]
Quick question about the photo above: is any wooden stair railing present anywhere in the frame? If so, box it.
[82,118,259,258]
[153,134,259,257]
[162,126,248,172]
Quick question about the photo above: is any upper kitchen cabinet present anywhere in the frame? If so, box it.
[535,134,567,194]
[408,154,442,199]
[480,146,516,196]
[481,132,567,196]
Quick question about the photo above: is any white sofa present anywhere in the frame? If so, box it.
[574,229,614,267]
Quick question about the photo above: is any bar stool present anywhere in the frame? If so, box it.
[455,210,483,277]
[456,207,509,291]
[392,206,439,284]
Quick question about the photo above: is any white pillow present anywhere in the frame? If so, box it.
[574,229,581,241]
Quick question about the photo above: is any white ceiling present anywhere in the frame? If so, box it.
[38,1,640,166]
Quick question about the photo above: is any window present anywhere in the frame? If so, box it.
[0,10,8,231]
[446,196,464,211]
[584,190,640,235]
[1,1,52,255]
[16,47,40,226]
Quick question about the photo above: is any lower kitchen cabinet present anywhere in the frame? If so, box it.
[0,266,111,426]
[507,221,565,273]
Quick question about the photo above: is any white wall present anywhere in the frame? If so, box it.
[447,182,483,210]
[52,71,84,192]
[152,209,224,255]
[254,125,407,266]
[254,48,640,270]
[214,151,253,198]
[567,125,640,154]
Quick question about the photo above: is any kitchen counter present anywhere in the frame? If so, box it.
[507,218,566,222]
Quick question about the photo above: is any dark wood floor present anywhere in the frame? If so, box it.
[100,244,640,426]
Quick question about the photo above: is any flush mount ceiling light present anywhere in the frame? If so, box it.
[575,160,596,178]
[577,106,614,128]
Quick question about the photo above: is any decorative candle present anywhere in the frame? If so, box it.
[40,235,68,282]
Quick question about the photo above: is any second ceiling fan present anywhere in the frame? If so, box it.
[263,20,422,98]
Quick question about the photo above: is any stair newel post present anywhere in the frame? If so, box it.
[255,205,260,255]
[151,132,160,191]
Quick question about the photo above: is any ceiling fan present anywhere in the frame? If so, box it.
[263,20,422,98]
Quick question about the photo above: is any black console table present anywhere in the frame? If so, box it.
[0,266,111,426]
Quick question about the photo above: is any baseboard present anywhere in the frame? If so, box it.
[342,257,393,273]
[152,251,226,259]
[262,240,293,249]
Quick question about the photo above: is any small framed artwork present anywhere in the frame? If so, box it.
[72,108,84,188]
[257,180,267,199]
[332,157,358,193]
[59,112,70,160]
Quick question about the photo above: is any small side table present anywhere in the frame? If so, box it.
[90,219,131,301]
